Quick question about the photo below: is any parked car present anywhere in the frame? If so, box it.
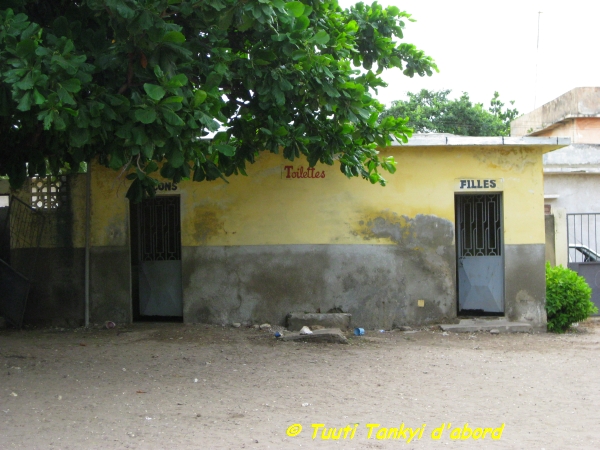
[569,244,600,262]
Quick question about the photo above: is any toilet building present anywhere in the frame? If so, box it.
[2,134,568,330]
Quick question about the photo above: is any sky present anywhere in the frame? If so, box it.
[337,0,600,116]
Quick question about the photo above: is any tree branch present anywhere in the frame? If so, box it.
[117,52,135,95]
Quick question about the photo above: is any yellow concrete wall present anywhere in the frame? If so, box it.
[90,165,130,247]
[179,145,545,246]
[88,144,546,248]
[70,174,87,248]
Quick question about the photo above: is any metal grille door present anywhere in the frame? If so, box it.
[135,196,183,317]
[456,194,504,313]
[138,197,182,262]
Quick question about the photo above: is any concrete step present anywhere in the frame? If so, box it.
[279,328,349,344]
[439,319,532,333]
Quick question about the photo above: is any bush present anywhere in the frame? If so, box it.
[545,262,598,333]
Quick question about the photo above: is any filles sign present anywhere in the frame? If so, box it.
[455,178,503,191]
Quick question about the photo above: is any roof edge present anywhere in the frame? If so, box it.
[390,135,570,147]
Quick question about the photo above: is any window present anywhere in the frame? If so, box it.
[30,176,68,209]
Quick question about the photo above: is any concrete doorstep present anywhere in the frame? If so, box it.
[439,319,533,334]
[286,312,352,331]
[279,328,349,344]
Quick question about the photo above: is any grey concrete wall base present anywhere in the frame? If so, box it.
[287,312,352,331]
[90,246,131,324]
[504,244,547,331]
[183,227,456,329]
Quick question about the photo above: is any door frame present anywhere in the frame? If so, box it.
[454,192,505,316]
[129,194,183,321]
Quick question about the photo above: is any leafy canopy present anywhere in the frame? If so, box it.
[0,0,437,201]
[381,89,518,137]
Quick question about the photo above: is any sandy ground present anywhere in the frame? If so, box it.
[1,320,600,450]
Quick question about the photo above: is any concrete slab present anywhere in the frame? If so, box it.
[287,312,352,331]
[439,319,533,333]
[279,328,349,344]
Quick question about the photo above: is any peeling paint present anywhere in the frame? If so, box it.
[353,211,454,248]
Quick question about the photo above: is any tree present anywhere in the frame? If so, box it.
[380,89,518,137]
[0,0,437,201]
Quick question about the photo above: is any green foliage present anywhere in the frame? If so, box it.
[545,262,598,333]
[381,89,518,137]
[0,0,437,200]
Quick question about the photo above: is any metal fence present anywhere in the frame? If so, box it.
[0,196,45,328]
[567,213,600,263]
[567,213,600,316]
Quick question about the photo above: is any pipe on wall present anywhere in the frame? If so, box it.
[84,165,91,326]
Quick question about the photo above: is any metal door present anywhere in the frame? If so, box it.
[135,196,183,317]
[456,194,504,313]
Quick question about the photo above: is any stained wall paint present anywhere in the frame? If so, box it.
[146,145,545,248]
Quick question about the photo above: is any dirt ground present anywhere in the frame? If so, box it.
[1,319,600,450]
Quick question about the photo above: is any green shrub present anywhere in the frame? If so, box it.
[545,262,598,333]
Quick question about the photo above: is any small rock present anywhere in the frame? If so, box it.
[10,392,17,397]
[299,326,313,335]
[490,329,500,335]
[301,403,310,407]
[442,332,449,336]
[259,323,271,330]
[396,326,412,332]
[232,323,241,328]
